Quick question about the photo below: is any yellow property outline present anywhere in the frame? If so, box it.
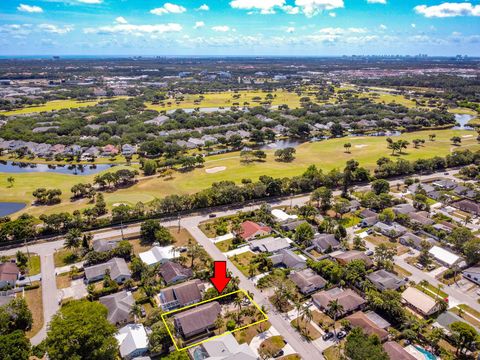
[161,289,269,352]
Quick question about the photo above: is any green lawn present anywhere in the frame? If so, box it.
[2,129,479,218]
[323,345,341,360]
[53,248,80,268]
[145,90,304,112]
[1,97,129,115]
[229,251,258,277]
[27,255,41,276]
[416,284,448,299]
[215,239,234,252]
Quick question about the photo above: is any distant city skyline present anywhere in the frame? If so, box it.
[1,0,479,56]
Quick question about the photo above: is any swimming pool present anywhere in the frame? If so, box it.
[414,345,437,360]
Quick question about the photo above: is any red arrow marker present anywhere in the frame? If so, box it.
[210,261,231,294]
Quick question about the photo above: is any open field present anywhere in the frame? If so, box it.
[1,97,130,116]
[2,129,479,217]
[145,90,304,112]
[19,283,44,339]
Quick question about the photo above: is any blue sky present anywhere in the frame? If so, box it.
[0,0,479,56]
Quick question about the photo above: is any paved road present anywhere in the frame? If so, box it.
[31,253,58,345]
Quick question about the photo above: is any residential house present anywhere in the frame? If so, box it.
[144,115,169,126]
[81,146,100,160]
[99,290,135,325]
[310,233,340,254]
[189,333,256,360]
[366,270,406,291]
[269,249,306,269]
[359,209,377,219]
[159,261,193,285]
[399,232,437,250]
[432,179,457,190]
[345,311,389,342]
[0,262,19,289]
[102,144,119,157]
[348,200,361,211]
[158,279,204,311]
[393,204,416,215]
[382,342,416,360]
[433,311,480,335]
[428,246,465,268]
[237,221,271,241]
[280,219,311,232]
[188,138,206,147]
[139,245,175,266]
[452,200,480,216]
[453,185,477,199]
[174,301,222,339]
[401,287,443,316]
[92,239,120,253]
[249,237,291,253]
[289,268,327,295]
[312,288,366,316]
[374,222,407,238]
[115,324,149,360]
[360,215,379,228]
[408,211,435,226]
[122,144,136,156]
[463,267,480,285]
[408,183,435,194]
[84,258,131,284]
[332,250,374,268]
[271,209,298,222]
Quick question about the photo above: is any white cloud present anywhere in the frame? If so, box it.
[0,24,33,37]
[211,25,231,32]
[115,17,128,24]
[367,0,386,4]
[229,0,286,14]
[84,23,182,35]
[150,3,187,15]
[282,5,300,14]
[411,23,416,28]
[294,0,344,17]
[194,21,205,29]
[329,12,336,17]
[38,24,73,34]
[414,2,480,18]
[17,4,43,13]
[77,0,103,3]
[318,27,367,34]
[198,4,210,11]
[379,24,387,30]
[286,27,295,33]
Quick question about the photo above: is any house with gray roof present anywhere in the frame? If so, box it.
[310,233,340,254]
[374,222,407,238]
[99,290,134,325]
[249,237,291,253]
[84,258,131,284]
[408,211,435,226]
[393,204,416,215]
[269,249,306,270]
[158,279,204,311]
[289,268,327,295]
[189,333,256,360]
[366,269,406,291]
[174,301,222,339]
[92,239,120,253]
[159,261,193,285]
[399,232,437,250]
[463,267,480,285]
[433,311,480,335]
[144,115,169,126]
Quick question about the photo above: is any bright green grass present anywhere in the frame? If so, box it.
[2,129,479,217]
[145,90,304,111]
[27,255,41,276]
[1,97,130,116]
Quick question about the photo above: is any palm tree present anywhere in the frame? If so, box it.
[327,299,344,338]
[186,240,202,269]
[130,304,142,323]
[294,301,303,329]
[301,305,313,334]
[234,294,243,322]
[64,228,82,256]
[343,143,351,153]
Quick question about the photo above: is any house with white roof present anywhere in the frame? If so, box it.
[428,246,465,268]
[115,324,149,360]
[139,245,175,266]
[189,333,257,360]
[271,209,298,222]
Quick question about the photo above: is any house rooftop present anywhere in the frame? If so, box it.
[313,288,366,315]
[249,237,291,253]
[99,290,134,325]
[383,342,416,360]
[174,301,221,338]
[346,311,388,342]
[367,269,406,291]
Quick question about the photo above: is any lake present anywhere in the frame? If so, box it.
[0,202,26,217]
[259,139,305,150]
[454,114,475,129]
[0,161,117,175]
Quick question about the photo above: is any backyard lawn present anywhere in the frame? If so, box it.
[215,239,234,253]
[323,345,341,360]
[53,248,80,268]
[233,320,271,344]
[259,336,285,357]
[290,317,321,340]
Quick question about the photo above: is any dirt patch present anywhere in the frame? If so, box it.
[462,135,473,138]
[205,166,226,174]
[355,144,368,149]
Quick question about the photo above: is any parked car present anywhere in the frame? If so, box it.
[209,213,217,218]
[365,250,374,256]
[323,332,335,341]
[337,331,347,339]
[415,263,424,270]
[427,264,435,271]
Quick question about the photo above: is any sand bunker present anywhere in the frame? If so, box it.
[355,144,368,149]
[462,135,473,138]
[112,203,128,207]
[205,166,226,174]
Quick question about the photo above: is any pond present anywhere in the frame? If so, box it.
[0,202,26,217]
[454,114,475,129]
[0,161,117,175]
[259,139,305,150]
